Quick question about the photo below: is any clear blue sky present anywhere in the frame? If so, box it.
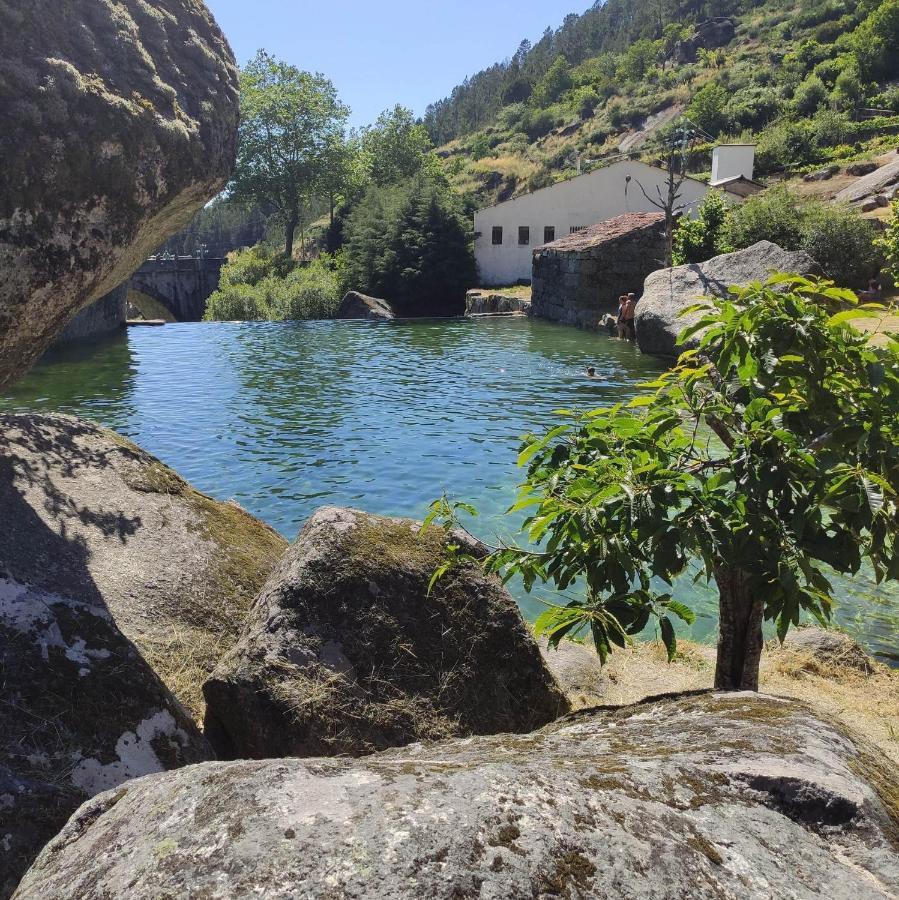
[204,0,591,128]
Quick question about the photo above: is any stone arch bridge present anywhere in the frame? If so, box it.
[128,255,226,322]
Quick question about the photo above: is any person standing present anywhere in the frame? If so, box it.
[621,292,638,340]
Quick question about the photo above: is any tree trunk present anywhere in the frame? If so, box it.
[713,565,764,691]
[284,213,298,259]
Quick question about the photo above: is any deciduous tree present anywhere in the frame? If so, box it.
[429,277,899,691]
[232,51,350,258]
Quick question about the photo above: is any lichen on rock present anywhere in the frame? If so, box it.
[13,693,899,899]
[203,506,569,759]
[0,0,240,387]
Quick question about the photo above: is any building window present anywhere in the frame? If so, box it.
[518,226,530,246]
[492,226,503,245]
[570,225,587,234]
[544,226,555,244]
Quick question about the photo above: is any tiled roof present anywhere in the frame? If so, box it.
[537,212,665,252]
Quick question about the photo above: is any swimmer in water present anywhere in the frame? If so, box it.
[586,366,597,377]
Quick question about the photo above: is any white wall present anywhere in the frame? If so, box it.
[711,145,756,184]
[473,160,712,286]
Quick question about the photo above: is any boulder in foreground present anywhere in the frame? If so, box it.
[204,507,568,758]
[635,241,819,357]
[0,414,287,720]
[15,693,899,899]
[337,291,396,320]
[0,0,240,387]
[0,569,211,900]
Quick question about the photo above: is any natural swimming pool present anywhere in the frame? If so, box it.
[4,317,897,662]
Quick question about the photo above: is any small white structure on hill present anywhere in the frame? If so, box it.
[474,151,755,286]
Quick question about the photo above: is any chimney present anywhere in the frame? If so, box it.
[711,145,755,184]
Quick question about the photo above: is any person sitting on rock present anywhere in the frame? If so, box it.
[859,275,883,302]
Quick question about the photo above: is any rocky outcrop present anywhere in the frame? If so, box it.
[15,693,899,899]
[464,290,531,317]
[53,285,127,345]
[836,157,899,208]
[0,0,240,387]
[674,17,737,63]
[0,413,286,896]
[635,241,819,357]
[0,569,211,899]
[0,414,287,719]
[337,291,396,320]
[204,507,567,759]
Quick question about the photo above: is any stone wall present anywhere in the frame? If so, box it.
[464,291,531,317]
[531,213,667,329]
[54,285,127,345]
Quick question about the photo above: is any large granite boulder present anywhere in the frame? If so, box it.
[337,291,396,320]
[836,157,899,207]
[0,1,240,387]
[635,241,819,358]
[204,507,568,759]
[0,414,287,719]
[0,568,211,899]
[14,693,899,899]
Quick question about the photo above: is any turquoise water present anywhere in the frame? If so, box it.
[3,319,897,662]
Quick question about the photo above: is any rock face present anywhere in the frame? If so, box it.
[532,212,666,329]
[0,568,211,899]
[0,413,286,896]
[337,291,396,320]
[636,241,819,357]
[675,17,737,63]
[0,0,240,387]
[464,290,531,317]
[53,284,127,345]
[204,507,568,759]
[0,414,287,720]
[15,693,899,899]
[837,157,899,207]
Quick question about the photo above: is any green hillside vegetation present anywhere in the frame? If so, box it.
[426,0,899,207]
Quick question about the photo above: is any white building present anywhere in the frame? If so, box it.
[474,148,756,286]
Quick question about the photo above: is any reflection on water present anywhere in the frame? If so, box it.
[4,318,897,662]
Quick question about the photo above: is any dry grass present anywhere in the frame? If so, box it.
[470,154,540,183]
[473,285,533,299]
[547,637,899,768]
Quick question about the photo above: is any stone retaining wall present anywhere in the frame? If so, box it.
[531,212,667,330]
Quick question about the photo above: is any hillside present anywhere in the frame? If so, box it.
[427,0,899,208]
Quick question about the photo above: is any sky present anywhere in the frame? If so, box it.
[204,0,592,129]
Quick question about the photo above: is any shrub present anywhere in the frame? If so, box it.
[755,119,817,174]
[672,191,732,265]
[831,60,865,110]
[876,201,899,285]
[812,108,851,147]
[794,75,828,115]
[687,82,730,137]
[726,186,807,254]
[205,248,343,321]
[726,187,880,287]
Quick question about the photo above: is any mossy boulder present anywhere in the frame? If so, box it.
[0,0,239,387]
[14,693,899,899]
[0,413,287,719]
[0,569,211,899]
[0,412,286,896]
[203,507,568,759]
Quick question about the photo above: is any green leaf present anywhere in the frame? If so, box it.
[663,599,696,625]
[659,616,677,662]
